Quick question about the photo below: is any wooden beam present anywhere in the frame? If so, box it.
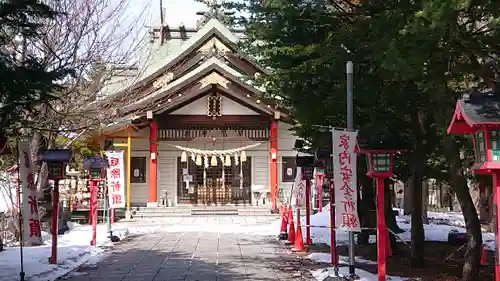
[103,135,149,139]
[156,115,272,128]
[113,143,129,148]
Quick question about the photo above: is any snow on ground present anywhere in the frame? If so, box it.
[311,267,406,281]
[306,208,495,250]
[123,216,281,235]
[0,221,161,281]
[304,208,494,281]
[309,252,377,265]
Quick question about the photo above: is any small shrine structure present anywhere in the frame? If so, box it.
[447,80,500,280]
[91,4,299,210]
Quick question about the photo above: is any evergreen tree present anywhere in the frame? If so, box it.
[0,0,73,130]
[229,0,499,279]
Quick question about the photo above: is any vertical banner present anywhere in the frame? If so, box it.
[333,129,361,232]
[291,167,306,208]
[105,151,126,208]
[18,141,43,245]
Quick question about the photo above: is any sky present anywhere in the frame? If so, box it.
[139,0,210,27]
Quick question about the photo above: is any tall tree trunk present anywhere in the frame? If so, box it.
[409,106,426,267]
[444,136,482,281]
[410,162,425,267]
[404,180,413,215]
[422,180,429,224]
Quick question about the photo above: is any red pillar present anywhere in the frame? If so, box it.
[317,174,323,212]
[330,179,337,265]
[148,120,158,207]
[270,120,278,210]
[493,172,500,281]
[89,180,98,246]
[376,176,387,281]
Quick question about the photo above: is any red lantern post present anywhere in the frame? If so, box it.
[84,156,109,246]
[40,149,72,265]
[360,148,405,281]
[447,89,500,281]
[89,178,99,246]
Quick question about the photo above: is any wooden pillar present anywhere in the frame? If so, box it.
[270,119,279,210]
[148,120,158,207]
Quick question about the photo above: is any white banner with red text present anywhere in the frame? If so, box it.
[332,129,361,232]
[105,151,126,208]
[18,140,43,245]
[290,167,306,208]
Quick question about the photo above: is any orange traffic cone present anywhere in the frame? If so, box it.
[278,205,288,240]
[481,246,487,265]
[291,217,306,252]
[286,208,295,244]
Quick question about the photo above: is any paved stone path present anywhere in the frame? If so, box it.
[61,217,315,281]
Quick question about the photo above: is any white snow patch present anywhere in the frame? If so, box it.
[311,267,407,281]
[0,221,160,281]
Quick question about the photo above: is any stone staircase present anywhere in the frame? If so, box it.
[131,205,276,218]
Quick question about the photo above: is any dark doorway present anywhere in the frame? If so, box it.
[177,157,252,205]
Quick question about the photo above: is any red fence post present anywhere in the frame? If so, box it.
[330,179,337,266]
[90,180,98,246]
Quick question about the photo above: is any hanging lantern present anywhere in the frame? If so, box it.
[224,155,231,166]
[196,154,202,166]
[181,151,187,162]
[240,150,247,162]
[191,153,196,162]
[211,155,218,166]
[204,155,209,168]
[234,153,239,166]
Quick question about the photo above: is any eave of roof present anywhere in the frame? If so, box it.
[119,57,288,118]
[447,90,500,134]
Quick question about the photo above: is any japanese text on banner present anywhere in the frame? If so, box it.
[290,167,305,208]
[333,130,361,232]
[18,141,43,245]
[105,151,126,208]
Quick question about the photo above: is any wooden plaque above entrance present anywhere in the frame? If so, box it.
[156,115,272,128]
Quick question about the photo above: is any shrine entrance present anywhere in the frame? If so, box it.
[177,157,252,205]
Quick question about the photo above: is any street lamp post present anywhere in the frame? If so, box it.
[39,149,73,265]
[346,60,356,277]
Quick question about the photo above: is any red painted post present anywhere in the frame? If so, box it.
[148,121,158,206]
[330,179,337,265]
[49,180,59,264]
[376,177,386,281]
[305,178,312,245]
[270,120,279,211]
[493,172,500,281]
[90,180,98,246]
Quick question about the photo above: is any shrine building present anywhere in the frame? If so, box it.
[94,10,300,210]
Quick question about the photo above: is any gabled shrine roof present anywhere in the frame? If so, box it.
[447,88,500,134]
[93,17,291,132]
[98,18,265,100]
[119,56,288,120]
